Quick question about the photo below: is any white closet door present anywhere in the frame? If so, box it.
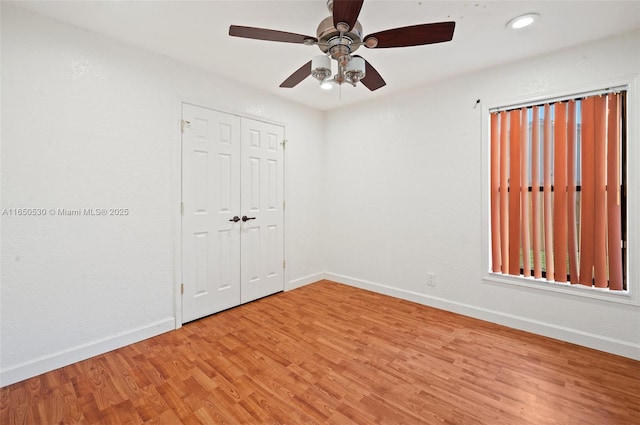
[181,104,241,322]
[240,118,285,303]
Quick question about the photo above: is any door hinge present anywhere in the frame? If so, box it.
[180,202,184,215]
[181,119,191,133]
[283,200,285,210]
[283,260,286,269]
[181,283,184,295]
[280,139,287,149]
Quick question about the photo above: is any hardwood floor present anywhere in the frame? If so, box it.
[1,280,639,424]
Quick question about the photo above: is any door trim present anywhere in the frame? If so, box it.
[173,100,183,329]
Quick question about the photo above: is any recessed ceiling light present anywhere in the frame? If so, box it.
[507,13,540,30]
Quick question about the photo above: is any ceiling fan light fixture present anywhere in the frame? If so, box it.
[311,55,332,81]
[507,13,540,30]
[345,56,366,83]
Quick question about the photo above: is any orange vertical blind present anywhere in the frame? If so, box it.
[566,101,579,283]
[579,97,596,286]
[593,96,608,287]
[489,91,625,291]
[553,102,568,282]
[543,104,555,281]
[607,93,624,290]
[567,100,579,283]
[499,111,509,274]
[520,107,531,277]
[531,107,542,278]
[490,113,501,272]
[509,109,521,276]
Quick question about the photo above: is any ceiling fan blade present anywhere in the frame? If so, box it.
[229,25,317,44]
[279,61,312,88]
[364,22,455,48]
[333,0,364,31]
[354,56,386,91]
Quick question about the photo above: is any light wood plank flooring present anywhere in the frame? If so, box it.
[1,280,639,424]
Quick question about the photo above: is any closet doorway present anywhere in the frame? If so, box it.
[181,103,284,323]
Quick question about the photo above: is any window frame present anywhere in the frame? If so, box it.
[481,75,640,306]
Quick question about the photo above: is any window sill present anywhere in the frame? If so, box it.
[483,272,639,306]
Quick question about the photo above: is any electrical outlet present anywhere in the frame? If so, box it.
[427,273,437,287]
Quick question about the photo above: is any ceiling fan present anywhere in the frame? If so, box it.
[229,0,455,91]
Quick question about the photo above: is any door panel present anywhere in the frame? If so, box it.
[240,118,285,303]
[182,104,241,322]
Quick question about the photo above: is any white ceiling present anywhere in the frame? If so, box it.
[10,0,640,111]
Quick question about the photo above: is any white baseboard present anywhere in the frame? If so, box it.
[0,317,176,387]
[287,272,327,291]
[326,273,640,361]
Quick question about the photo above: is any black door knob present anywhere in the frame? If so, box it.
[229,216,240,222]
[242,215,256,222]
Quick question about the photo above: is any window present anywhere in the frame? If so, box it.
[487,89,627,292]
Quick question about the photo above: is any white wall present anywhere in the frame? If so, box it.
[0,4,325,386]
[324,30,640,360]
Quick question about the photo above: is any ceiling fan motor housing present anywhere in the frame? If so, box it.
[316,15,363,58]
